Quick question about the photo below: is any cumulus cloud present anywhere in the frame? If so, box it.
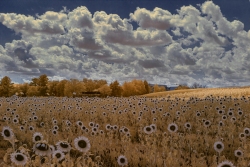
[130,7,173,30]
[0,1,249,87]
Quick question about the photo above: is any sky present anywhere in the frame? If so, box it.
[0,0,250,88]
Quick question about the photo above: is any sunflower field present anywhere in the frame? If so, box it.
[0,93,250,166]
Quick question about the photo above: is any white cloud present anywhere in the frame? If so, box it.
[0,1,249,87]
[130,7,173,30]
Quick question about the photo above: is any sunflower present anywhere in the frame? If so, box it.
[150,124,157,132]
[74,136,91,153]
[33,141,51,156]
[32,132,44,143]
[217,160,235,167]
[243,127,250,136]
[10,151,28,166]
[52,129,58,135]
[143,126,153,135]
[218,121,224,127]
[76,121,83,127]
[117,155,128,166]
[40,122,45,127]
[56,141,71,152]
[239,133,245,139]
[89,122,95,127]
[29,126,34,131]
[52,150,65,162]
[12,118,19,124]
[213,141,224,153]
[234,149,243,158]
[168,123,178,133]
[204,120,211,128]
[184,122,191,130]
[1,126,14,141]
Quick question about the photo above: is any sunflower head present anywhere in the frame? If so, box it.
[10,152,28,166]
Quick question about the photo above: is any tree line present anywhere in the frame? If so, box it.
[0,75,168,97]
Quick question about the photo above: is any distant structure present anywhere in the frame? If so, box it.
[148,84,178,91]
[82,91,101,97]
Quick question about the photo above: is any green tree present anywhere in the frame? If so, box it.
[0,76,13,97]
[109,80,122,97]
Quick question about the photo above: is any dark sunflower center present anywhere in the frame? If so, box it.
[221,165,231,167]
[245,130,249,134]
[35,136,41,141]
[170,125,176,131]
[186,124,190,127]
[237,151,242,155]
[60,143,69,148]
[216,144,222,149]
[55,153,61,158]
[78,140,87,148]
[4,129,10,137]
[15,154,24,161]
[120,158,125,163]
[146,127,151,132]
[36,143,49,151]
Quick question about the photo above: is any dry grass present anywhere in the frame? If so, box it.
[0,88,250,166]
[143,87,250,99]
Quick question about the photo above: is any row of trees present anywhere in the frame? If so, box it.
[0,75,207,97]
[0,75,168,97]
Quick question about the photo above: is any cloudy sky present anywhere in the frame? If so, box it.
[0,0,250,87]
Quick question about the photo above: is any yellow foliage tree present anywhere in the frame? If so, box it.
[98,84,112,97]
[153,84,166,92]
[64,79,86,97]
[26,86,39,96]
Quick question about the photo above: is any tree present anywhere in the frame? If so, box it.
[18,83,29,96]
[48,81,59,96]
[144,80,150,94]
[0,76,14,97]
[190,82,207,89]
[131,79,147,95]
[83,78,107,92]
[37,74,49,96]
[109,80,123,97]
[122,81,135,97]
[98,84,112,97]
[64,79,86,97]
[30,77,39,86]
[175,84,190,90]
[153,84,166,93]
[56,80,68,96]
[26,86,39,96]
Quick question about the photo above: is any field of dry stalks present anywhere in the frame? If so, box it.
[1,87,250,166]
